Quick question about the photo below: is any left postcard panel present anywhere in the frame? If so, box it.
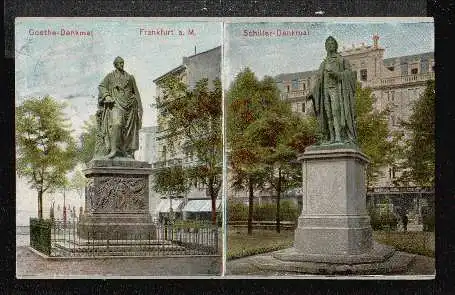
[15,18,223,278]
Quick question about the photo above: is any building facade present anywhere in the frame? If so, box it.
[136,126,158,164]
[151,46,222,221]
[275,35,434,187]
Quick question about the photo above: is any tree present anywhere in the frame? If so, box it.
[16,96,78,219]
[355,83,395,186]
[227,69,316,234]
[153,165,190,197]
[227,68,269,235]
[241,77,317,232]
[68,167,87,198]
[77,115,97,164]
[156,77,222,225]
[399,80,435,186]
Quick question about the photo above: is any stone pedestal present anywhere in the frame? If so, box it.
[294,146,373,255]
[252,145,415,275]
[78,159,156,239]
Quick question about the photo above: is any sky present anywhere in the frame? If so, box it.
[16,18,222,134]
[15,18,222,225]
[224,19,434,87]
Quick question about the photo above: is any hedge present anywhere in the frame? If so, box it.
[29,218,52,255]
[368,209,398,231]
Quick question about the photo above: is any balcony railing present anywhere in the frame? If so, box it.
[370,72,434,88]
[281,89,310,100]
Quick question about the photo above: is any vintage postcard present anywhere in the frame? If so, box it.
[224,19,435,278]
[15,17,222,278]
[15,17,436,279]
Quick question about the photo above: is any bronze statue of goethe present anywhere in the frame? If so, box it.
[310,36,357,145]
[94,56,143,159]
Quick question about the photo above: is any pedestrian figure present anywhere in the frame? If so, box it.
[402,214,408,232]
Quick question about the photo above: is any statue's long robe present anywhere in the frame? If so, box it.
[98,70,143,154]
[311,54,357,142]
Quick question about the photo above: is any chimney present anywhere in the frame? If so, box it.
[194,46,197,55]
[373,34,379,48]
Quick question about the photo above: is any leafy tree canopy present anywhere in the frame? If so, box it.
[16,96,78,218]
[399,80,435,186]
[355,83,396,185]
[155,76,222,224]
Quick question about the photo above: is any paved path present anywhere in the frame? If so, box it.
[226,252,435,276]
[16,235,221,278]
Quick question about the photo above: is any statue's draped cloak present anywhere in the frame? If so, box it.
[98,70,142,154]
[311,54,357,142]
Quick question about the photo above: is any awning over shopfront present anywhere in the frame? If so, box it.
[182,199,221,213]
[156,198,184,213]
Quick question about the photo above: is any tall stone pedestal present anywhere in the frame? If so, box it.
[252,145,415,275]
[78,159,156,240]
[294,146,372,255]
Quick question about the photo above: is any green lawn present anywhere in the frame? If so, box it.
[227,229,435,260]
[227,228,294,260]
[373,231,434,257]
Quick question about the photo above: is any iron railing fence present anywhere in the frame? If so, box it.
[32,218,219,257]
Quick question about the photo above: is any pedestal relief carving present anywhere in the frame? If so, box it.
[87,176,146,213]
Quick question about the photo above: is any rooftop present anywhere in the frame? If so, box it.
[153,46,221,83]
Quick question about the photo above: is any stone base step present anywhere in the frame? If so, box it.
[54,242,186,253]
[251,245,415,275]
[53,238,173,247]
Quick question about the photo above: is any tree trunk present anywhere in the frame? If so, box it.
[37,189,43,219]
[210,192,217,226]
[247,177,254,235]
[276,168,281,233]
[209,178,217,225]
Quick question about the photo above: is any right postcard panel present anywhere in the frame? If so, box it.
[224,19,435,277]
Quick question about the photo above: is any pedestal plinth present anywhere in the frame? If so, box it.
[78,159,156,239]
[251,145,415,275]
[294,146,373,255]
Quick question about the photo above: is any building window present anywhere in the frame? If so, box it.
[387,66,394,71]
[360,69,368,81]
[391,91,395,102]
[286,85,290,93]
[411,68,418,75]
[292,79,299,90]
[301,102,305,112]
[301,83,306,91]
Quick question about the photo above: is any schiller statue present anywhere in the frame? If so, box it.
[310,36,357,144]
